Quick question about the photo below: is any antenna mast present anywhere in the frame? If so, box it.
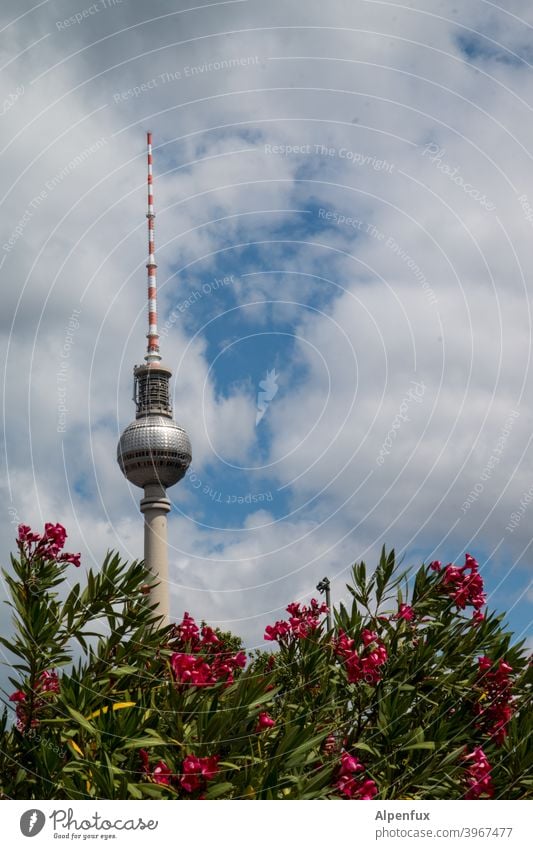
[146,131,160,363]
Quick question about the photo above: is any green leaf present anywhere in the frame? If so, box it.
[123,738,168,750]
[352,741,379,755]
[65,707,98,735]
[204,781,234,799]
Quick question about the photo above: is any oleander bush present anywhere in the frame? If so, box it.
[0,523,531,800]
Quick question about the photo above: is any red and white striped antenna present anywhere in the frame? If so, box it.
[145,131,161,362]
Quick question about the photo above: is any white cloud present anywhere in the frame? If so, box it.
[0,0,532,685]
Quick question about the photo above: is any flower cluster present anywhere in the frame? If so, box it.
[334,752,378,799]
[264,598,329,643]
[434,553,486,617]
[334,629,388,685]
[463,747,494,799]
[170,613,246,686]
[139,750,220,795]
[474,656,514,745]
[10,670,60,731]
[17,523,80,567]
[180,754,219,794]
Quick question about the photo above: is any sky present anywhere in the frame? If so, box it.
[0,0,532,672]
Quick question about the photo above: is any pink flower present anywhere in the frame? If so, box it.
[171,653,213,686]
[440,553,486,612]
[169,614,247,688]
[264,599,328,644]
[255,712,275,731]
[474,656,514,744]
[396,603,415,621]
[180,754,219,794]
[198,755,219,780]
[233,651,247,669]
[59,552,81,568]
[497,659,513,678]
[39,670,60,693]
[153,760,172,785]
[17,525,40,544]
[463,747,494,799]
[9,690,26,703]
[344,652,361,683]
[177,612,199,643]
[361,629,378,646]
[335,775,357,798]
[200,625,220,646]
[17,522,80,567]
[335,630,388,685]
[334,751,378,799]
[264,620,291,642]
[340,752,364,774]
[44,522,67,549]
[139,750,173,786]
[9,669,60,731]
[309,598,329,615]
[355,779,379,800]
[180,772,202,794]
[335,630,355,655]
[429,560,441,572]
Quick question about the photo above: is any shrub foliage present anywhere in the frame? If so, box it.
[0,523,531,799]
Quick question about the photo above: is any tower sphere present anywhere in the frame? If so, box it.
[117,414,192,489]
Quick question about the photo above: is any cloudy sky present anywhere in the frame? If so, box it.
[1,0,532,663]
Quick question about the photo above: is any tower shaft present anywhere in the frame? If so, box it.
[141,483,171,625]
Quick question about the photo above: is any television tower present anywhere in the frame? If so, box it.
[117,132,192,625]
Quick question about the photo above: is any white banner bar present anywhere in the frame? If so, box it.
[4,800,532,848]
